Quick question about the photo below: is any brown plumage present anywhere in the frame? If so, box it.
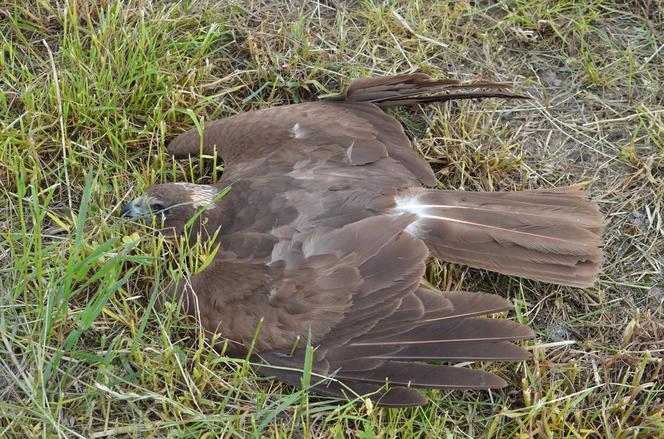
[121,73,603,407]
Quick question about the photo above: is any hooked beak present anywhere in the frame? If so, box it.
[119,202,133,218]
[120,198,149,219]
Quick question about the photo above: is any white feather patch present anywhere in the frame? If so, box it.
[175,183,219,209]
[291,123,304,139]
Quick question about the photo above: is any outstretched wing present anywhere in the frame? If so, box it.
[167,101,437,186]
[167,73,525,186]
[259,289,532,407]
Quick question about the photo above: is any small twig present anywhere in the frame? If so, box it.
[392,10,449,49]
[43,39,73,210]
[526,340,577,350]
[199,69,258,91]
[531,99,617,160]
[582,109,664,127]
[642,42,664,68]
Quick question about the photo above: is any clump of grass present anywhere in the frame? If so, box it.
[1,0,662,437]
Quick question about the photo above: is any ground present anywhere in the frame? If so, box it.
[0,0,662,437]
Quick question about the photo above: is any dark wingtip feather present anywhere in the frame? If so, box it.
[374,387,428,407]
[322,73,530,107]
[369,341,532,362]
[336,362,509,390]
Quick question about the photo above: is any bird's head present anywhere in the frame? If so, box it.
[120,182,221,237]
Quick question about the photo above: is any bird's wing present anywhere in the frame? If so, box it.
[259,289,532,407]
[167,100,438,186]
[172,212,426,354]
[167,73,527,185]
[324,72,526,107]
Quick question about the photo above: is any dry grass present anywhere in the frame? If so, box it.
[1,0,662,437]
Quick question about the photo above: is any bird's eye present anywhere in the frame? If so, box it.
[150,203,165,212]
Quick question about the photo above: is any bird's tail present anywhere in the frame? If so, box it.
[395,186,604,287]
[324,72,528,107]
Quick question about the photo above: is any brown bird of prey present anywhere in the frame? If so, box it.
[121,73,603,407]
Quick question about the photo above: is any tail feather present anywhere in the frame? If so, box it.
[325,72,529,107]
[418,243,599,286]
[396,187,603,287]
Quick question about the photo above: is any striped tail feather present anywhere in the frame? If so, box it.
[395,186,604,287]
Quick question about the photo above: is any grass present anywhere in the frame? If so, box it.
[0,0,662,437]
